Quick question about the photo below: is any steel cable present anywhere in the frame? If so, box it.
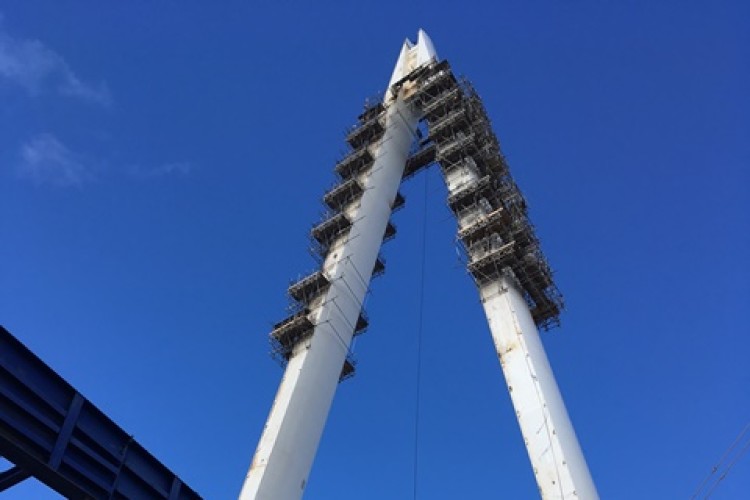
[412,166,429,500]
[691,421,750,499]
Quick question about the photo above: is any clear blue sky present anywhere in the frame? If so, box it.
[1,1,748,498]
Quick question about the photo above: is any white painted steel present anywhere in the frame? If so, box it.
[388,29,438,89]
[240,33,436,500]
[242,28,597,500]
[479,277,598,499]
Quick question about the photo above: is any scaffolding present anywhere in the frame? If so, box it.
[403,61,564,329]
[323,177,364,211]
[267,57,561,396]
[391,191,406,213]
[269,307,363,382]
[288,270,331,304]
[270,310,315,361]
[245,32,599,500]
[340,355,357,382]
[267,97,394,384]
[354,311,369,336]
[335,147,374,179]
[383,221,397,243]
[402,142,436,180]
[346,111,385,149]
[372,256,386,279]
[310,211,353,258]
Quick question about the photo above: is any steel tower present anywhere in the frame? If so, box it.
[240,30,598,500]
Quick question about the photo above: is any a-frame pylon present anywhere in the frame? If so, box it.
[240,30,598,500]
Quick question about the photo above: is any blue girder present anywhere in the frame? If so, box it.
[0,326,201,499]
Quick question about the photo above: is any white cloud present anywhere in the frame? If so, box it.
[0,23,111,106]
[17,134,91,187]
[1,17,190,187]
[149,161,193,177]
[127,161,194,179]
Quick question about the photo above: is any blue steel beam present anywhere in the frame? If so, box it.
[0,326,201,499]
[0,464,31,491]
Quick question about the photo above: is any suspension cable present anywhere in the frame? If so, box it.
[692,422,750,499]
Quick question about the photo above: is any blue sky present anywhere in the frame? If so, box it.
[1,1,748,499]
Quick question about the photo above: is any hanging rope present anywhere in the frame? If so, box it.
[412,167,429,500]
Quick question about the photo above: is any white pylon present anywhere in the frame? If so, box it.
[479,276,598,499]
[239,32,437,500]
[241,30,598,500]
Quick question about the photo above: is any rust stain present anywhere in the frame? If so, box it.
[249,453,266,472]
[496,340,520,366]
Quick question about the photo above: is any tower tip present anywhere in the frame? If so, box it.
[387,30,439,93]
[416,29,437,62]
